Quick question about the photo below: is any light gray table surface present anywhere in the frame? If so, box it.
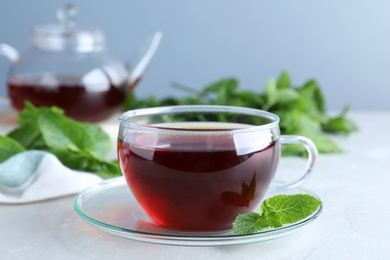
[1,110,389,260]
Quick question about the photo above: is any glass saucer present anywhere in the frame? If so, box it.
[73,177,322,246]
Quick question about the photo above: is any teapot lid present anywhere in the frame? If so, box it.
[31,3,105,52]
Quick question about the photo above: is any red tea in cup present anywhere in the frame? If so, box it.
[118,123,280,231]
[118,106,317,231]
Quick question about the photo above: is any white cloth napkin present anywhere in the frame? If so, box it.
[0,150,102,204]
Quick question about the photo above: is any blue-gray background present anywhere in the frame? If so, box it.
[1,0,389,111]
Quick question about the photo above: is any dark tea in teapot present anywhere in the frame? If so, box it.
[8,77,127,122]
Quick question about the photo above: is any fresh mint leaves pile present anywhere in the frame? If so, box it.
[124,72,358,156]
[0,102,121,178]
[232,194,322,234]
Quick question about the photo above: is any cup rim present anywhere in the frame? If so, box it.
[118,105,280,135]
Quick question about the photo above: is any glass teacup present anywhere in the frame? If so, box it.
[118,105,317,231]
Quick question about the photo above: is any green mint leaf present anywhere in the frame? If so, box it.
[322,116,358,135]
[6,102,47,149]
[8,103,70,150]
[7,126,43,149]
[322,105,358,134]
[81,123,112,159]
[202,79,239,105]
[0,136,26,163]
[264,79,278,109]
[232,212,264,235]
[273,88,300,105]
[291,113,322,138]
[261,194,322,226]
[16,101,40,127]
[18,101,64,127]
[276,71,292,89]
[50,146,121,178]
[296,80,326,117]
[233,194,322,235]
[38,109,95,150]
[264,79,299,110]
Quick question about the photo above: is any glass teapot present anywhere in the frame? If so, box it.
[0,3,162,122]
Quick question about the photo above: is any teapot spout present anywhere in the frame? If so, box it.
[0,43,19,62]
[127,31,163,91]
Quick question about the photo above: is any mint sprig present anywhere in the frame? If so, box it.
[232,194,322,235]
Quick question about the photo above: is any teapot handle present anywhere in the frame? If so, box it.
[0,43,19,62]
[0,43,19,106]
[127,31,163,91]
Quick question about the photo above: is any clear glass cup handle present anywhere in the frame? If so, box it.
[269,135,318,193]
